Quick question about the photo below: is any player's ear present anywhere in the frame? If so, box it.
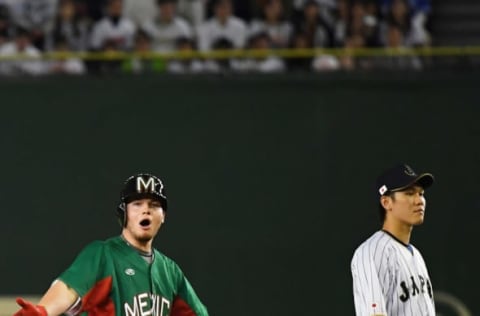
[380,195,391,211]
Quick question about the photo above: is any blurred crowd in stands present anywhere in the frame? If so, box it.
[0,0,432,75]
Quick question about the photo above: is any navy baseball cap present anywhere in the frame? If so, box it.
[376,164,434,197]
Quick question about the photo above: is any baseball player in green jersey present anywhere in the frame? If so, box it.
[13,173,209,316]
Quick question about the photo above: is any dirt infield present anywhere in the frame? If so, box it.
[0,296,40,315]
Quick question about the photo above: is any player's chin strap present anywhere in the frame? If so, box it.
[64,297,82,316]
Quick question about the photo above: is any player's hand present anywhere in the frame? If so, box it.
[13,298,47,316]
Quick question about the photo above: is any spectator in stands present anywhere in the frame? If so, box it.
[294,0,333,48]
[292,0,336,30]
[286,29,339,72]
[0,27,46,75]
[377,21,422,69]
[142,0,193,53]
[240,31,285,73]
[89,0,136,51]
[311,53,340,71]
[167,36,205,73]
[122,29,166,74]
[293,0,336,11]
[364,0,381,46]
[205,0,253,22]
[123,0,205,31]
[251,0,292,18]
[46,0,91,52]
[333,0,349,47]
[203,37,241,73]
[409,8,430,46]
[339,0,381,71]
[286,30,312,72]
[380,0,430,16]
[82,0,107,22]
[3,0,58,50]
[385,0,430,47]
[348,0,380,48]
[47,33,86,74]
[177,0,205,28]
[380,0,431,46]
[123,0,157,26]
[380,0,409,46]
[0,4,13,46]
[89,3,135,77]
[249,0,292,49]
[197,0,247,51]
[340,25,368,70]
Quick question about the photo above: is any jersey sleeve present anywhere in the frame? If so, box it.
[57,241,106,298]
[351,244,391,316]
[170,265,209,316]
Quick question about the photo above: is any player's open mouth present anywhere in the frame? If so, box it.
[140,219,151,227]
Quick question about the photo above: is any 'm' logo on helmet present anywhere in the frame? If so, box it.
[136,176,156,193]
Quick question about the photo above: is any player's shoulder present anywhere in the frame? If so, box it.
[153,248,175,264]
[352,230,395,259]
[354,230,391,249]
[80,236,123,253]
[81,239,107,250]
[70,239,110,261]
[153,249,183,271]
[410,244,424,258]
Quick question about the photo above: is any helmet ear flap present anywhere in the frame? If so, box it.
[116,202,127,227]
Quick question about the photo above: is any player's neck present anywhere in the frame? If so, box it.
[121,232,153,254]
[382,222,413,245]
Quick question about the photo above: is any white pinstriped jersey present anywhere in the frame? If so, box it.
[351,230,435,316]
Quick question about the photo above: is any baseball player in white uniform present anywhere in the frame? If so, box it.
[351,163,436,316]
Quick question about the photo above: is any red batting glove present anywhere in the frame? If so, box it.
[13,298,47,316]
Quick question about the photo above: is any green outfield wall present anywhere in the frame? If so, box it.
[0,72,478,316]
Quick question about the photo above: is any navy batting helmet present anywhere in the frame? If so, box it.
[116,173,168,226]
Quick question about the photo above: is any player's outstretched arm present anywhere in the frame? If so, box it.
[13,298,47,316]
[171,276,209,316]
[14,280,79,316]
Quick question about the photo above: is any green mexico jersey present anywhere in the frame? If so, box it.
[58,236,208,316]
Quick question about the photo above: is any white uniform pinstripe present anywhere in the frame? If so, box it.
[351,230,435,316]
